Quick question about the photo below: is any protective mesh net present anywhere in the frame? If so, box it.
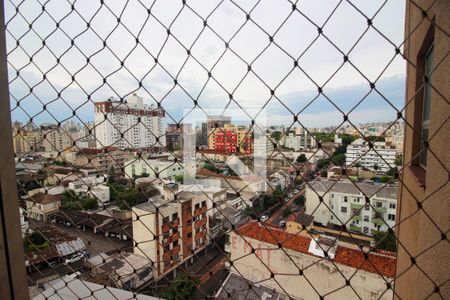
[4,0,449,299]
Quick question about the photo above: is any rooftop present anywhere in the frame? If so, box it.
[308,180,397,200]
[215,272,293,300]
[237,222,396,278]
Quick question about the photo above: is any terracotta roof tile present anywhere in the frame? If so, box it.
[237,222,397,278]
[28,192,61,204]
[237,222,311,253]
[334,246,397,278]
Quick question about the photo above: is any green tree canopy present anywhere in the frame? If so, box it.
[163,273,199,300]
[296,154,307,163]
[373,230,397,252]
[270,131,282,141]
[331,153,346,166]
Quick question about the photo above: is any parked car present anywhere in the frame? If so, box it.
[260,215,269,222]
[279,220,286,228]
[294,189,300,193]
[64,252,86,265]
[288,193,294,198]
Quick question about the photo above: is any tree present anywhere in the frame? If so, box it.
[282,207,292,217]
[373,164,380,171]
[395,154,403,166]
[373,231,397,252]
[331,153,346,166]
[316,158,330,170]
[163,273,199,300]
[108,166,116,184]
[296,154,307,163]
[271,131,282,142]
[387,167,398,177]
[294,195,305,207]
[320,170,328,177]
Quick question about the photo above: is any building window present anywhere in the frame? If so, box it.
[364,204,370,210]
[172,213,178,221]
[187,232,192,238]
[341,207,347,213]
[419,44,434,169]
[375,201,383,208]
[162,216,169,224]
[343,196,348,202]
[173,240,178,248]
[389,203,396,209]
[364,215,369,222]
[388,214,396,221]
[363,227,369,234]
[201,201,206,207]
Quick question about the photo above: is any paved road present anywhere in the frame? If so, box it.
[268,189,305,226]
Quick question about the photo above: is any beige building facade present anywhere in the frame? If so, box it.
[395,1,450,299]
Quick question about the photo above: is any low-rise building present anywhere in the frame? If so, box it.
[345,138,397,172]
[25,192,61,222]
[64,148,129,174]
[68,176,110,206]
[226,222,396,299]
[305,180,397,235]
[89,252,153,290]
[124,157,185,180]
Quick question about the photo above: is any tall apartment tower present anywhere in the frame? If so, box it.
[94,94,166,150]
[200,115,231,145]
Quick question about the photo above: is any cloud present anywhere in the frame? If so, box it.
[5,0,406,127]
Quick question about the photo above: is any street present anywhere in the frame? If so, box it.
[267,189,305,226]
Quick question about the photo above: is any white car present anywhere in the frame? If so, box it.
[288,193,294,198]
[279,220,286,228]
[64,252,86,265]
[260,215,269,222]
[294,189,300,193]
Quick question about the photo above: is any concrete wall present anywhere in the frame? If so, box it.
[229,231,393,300]
[396,1,450,299]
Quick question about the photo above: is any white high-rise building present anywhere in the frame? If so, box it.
[94,94,166,150]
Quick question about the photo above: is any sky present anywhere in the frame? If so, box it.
[5,0,406,128]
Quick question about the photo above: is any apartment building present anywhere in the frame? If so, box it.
[12,124,43,154]
[305,180,398,235]
[345,138,397,172]
[94,94,165,150]
[208,124,252,154]
[132,184,210,277]
[165,123,192,151]
[395,1,450,298]
[200,115,231,145]
[223,222,395,299]
[284,127,317,151]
